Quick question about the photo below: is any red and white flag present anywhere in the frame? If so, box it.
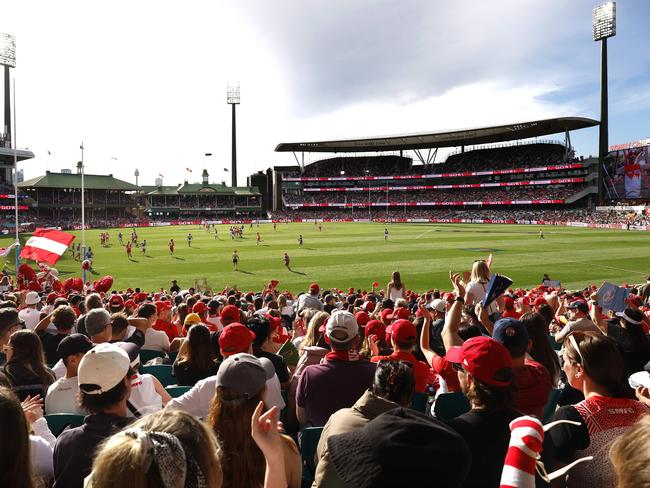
[0,242,17,258]
[20,228,76,265]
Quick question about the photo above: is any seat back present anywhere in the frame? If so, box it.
[139,349,166,364]
[410,392,430,413]
[543,387,563,422]
[165,385,192,398]
[142,364,175,386]
[433,392,471,420]
[45,413,85,437]
[300,426,324,487]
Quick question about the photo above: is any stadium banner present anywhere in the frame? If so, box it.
[603,142,650,200]
[0,205,29,210]
[288,199,564,208]
[283,163,583,182]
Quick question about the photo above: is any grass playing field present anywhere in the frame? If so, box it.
[1,222,649,294]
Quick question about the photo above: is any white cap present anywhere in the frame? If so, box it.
[428,299,446,313]
[326,310,359,344]
[25,291,40,306]
[78,343,130,395]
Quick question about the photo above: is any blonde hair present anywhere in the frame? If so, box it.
[470,260,490,283]
[610,414,650,488]
[90,410,222,488]
[300,311,330,353]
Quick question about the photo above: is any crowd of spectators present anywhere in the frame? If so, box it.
[0,261,649,487]
[299,156,414,177]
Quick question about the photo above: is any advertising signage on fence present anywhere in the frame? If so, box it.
[288,199,564,208]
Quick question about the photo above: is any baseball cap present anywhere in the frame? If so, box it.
[57,333,93,359]
[184,313,202,326]
[220,304,241,324]
[326,311,359,344]
[219,323,256,354]
[85,308,112,336]
[365,320,386,342]
[427,299,446,313]
[309,283,320,294]
[616,308,644,325]
[154,300,172,314]
[78,343,131,395]
[25,291,40,306]
[503,296,515,309]
[109,295,124,310]
[216,353,275,398]
[327,408,470,488]
[390,319,417,343]
[124,299,137,310]
[445,336,514,388]
[192,301,208,315]
[566,300,589,314]
[388,307,410,321]
[380,309,394,322]
[355,311,370,327]
[533,297,547,307]
[492,318,529,355]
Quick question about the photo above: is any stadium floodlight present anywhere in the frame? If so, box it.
[592,2,616,41]
[227,81,240,105]
[0,33,16,68]
[227,81,240,187]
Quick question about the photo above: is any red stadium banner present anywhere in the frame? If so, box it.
[0,205,29,210]
[288,199,564,208]
[282,163,583,182]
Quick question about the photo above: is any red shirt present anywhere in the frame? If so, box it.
[371,351,434,393]
[514,359,552,418]
[501,309,522,319]
[431,355,461,392]
[153,319,178,341]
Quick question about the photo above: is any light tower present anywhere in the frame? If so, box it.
[0,33,14,147]
[227,81,240,188]
[134,168,139,187]
[593,2,616,203]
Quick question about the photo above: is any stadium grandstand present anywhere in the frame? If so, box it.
[270,117,600,222]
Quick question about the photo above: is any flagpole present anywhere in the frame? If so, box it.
[80,142,86,284]
[13,78,19,274]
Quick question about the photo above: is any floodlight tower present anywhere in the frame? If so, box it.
[593,2,616,202]
[227,81,240,188]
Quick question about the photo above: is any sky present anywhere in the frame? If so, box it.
[1,0,649,187]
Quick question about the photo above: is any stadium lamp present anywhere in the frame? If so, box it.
[592,2,616,41]
[227,81,240,188]
[0,33,16,68]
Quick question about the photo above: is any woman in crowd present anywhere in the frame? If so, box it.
[1,330,55,401]
[174,303,189,336]
[208,353,301,488]
[295,311,330,375]
[278,294,294,320]
[609,414,650,488]
[546,332,649,487]
[520,311,561,385]
[464,259,497,316]
[173,324,220,386]
[387,271,406,302]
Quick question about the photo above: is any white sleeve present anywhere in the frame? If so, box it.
[51,360,66,380]
[264,374,285,411]
[30,435,54,479]
[165,377,213,419]
[31,417,57,449]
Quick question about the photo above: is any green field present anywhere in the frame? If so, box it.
[1,222,649,293]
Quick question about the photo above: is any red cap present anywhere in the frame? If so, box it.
[445,336,513,388]
[135,292,148,303]
[219,323,255,354]
[364,301,375,313]
[390,319,417,343]
[533,297,547,307]
[355,311,370,326]
[109,295,125,309]
[124,299,137,310]
[365,320,386,342]
[503,297,515,310]
[380,308,394,322]
[310,283,320,294]
[192,301,208,315]
[155,300,172,313]
[443,292,455,303]
[628,295,642,307]
[153,293,161,301]
[47,292,58,303]
[220,304,240,325]
[388,307,410,321]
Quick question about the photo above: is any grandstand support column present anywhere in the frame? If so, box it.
[564,129,572,162]
[12,78,19,272]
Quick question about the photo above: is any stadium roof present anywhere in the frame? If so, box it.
[275,117,599,153]
[18,172,140,191]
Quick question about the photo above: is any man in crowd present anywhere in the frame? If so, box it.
[34,305,78,364]
[554,300,600,343]
[45,333,93,414]
[247,315,291,390]
[19,291,42,330]
[296,310,376,427]
[0,308,22,365]
[296,283,324,314]
[152,300,177,341]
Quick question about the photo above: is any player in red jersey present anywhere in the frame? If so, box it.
[169,238,175,255]
[126,241,132,258]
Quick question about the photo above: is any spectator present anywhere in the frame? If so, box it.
[387,271,406,302]
[205,299,223,331]
[0,307,22,365]
[520,311,562,385]
[596,307,650,378]
[554,300,599,343]
[492,318,552,418]
[247,315,291,389]
[152,300,178,342]
[33,305,77,365]
[443,336,520,488]
[45,334,93,414]
[74,293,104,336]
[425,298,447,356]
[296,311,376,427]
[295,311,330,377]
[369,319,433,393]
[53,343,133,488]
[326,408,471,488]
[88,409,223,487]
[546,332,649,487]
[172,324,220,386]
[609,414,650,488]
[207,353,301,488]
[2,330,55,401]
[464,260,497,317]
[125,345,171,417]
[19,291,42,331]
[137,303,170,353]
[313,360,415,487]
[296,283,324,314]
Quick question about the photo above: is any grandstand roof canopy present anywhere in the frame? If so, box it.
[275,117,599,153]
[18,172,140,191]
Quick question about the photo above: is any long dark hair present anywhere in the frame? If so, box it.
[207,386,265,488]
[0,386,34,488]
[520,312,561,384]
[372,360,415,406]
[177,324,216,372]
[5,330,55,390]
[388,271,403,290]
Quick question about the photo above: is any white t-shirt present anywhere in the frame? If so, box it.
[466,280,498,315]
[389,286,404,302]
[143,327,170,352]
[45,376,85,415]
[205,315,223,332]
[19,307,42,331]
[128,373,163,417]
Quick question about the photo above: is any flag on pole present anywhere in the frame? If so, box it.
[223,168,229,172]
[20,228,76,266]
[0,243,17,258]
[110,156,118,160]
[158,173,164,178]
[186,168,192,173]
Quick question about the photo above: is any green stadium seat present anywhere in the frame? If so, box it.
[300,426,324,487]
[139,349,167,364]
[165,385,192,398]
[548,335,562,351]
[168,350,179,363]
[45,413,85,437]
[433,392,471,420]
[543,387,563,423]
[409,392,430,413]
[142,364,175,386]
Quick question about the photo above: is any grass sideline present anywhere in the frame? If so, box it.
[1,222,649,294]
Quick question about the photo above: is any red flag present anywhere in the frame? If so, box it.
[20,228,76,265]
